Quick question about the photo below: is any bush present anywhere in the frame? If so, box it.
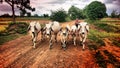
[68,6,85,20]
[0,22,28,45]
[0,22,28,36]
[50,9,67,22]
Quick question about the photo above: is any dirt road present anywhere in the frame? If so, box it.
[0,21,119,68]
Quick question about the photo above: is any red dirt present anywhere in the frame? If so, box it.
[0,21,119,68]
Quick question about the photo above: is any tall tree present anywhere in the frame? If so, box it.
[68,5,84,20]
[85,1,107,20]
[0,0,35,22]
[50,9,67,22]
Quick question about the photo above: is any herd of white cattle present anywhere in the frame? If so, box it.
[27,21,89,50]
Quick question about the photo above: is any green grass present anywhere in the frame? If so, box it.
[94,22,120,33]
[0,17,50,21]
[0,34,20,45]
[0,22,28,45]
[87,19,120,68]
[88,28,120,50]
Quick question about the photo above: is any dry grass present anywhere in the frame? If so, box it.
[0,25,8,31]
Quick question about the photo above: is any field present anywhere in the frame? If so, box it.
[0,18,120,68]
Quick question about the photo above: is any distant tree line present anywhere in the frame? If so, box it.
[0,1,120,22]
[111,10,120,18]
[0,13,49,18]
[50,1,119,22]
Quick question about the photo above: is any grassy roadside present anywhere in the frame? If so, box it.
[87,18,120,68]
[0,17,50,21]
[0,22,28,45]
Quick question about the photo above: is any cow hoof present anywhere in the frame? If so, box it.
[49,47,52,50]
[49,46,52,50]
[82,48,85,51]
[55,41,57,43]
[63,47,66,51]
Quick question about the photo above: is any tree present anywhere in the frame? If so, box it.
[43,14,49,18]
[50,9,67,22]
[27,12,31,17]
[85,1,107,20]
[0,13,11,17]
[34,14,39,17]
[111,10,120,18]
[68,5,84,20]
[0,0,35,22]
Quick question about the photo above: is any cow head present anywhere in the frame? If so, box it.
[78,22,89,35]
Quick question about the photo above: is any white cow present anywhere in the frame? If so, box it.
[78,22,89,50]
[59,25,70,50]
[27,21,41,48]
[70,25,78,46]
[44,21,61,49]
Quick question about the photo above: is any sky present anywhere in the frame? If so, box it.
[0,0,120,16]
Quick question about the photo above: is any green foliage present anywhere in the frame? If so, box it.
[111,10,120,18]
[0,22,28,45]
[43,14,49,18]
[0,22,28,36]
[88,29,105,50]
[68,5,84,20]
[94,22,120,33]
[85,1,107,20]
[103,50,120,67]
[27,12,31,17]
[0,34,19,45]
[50,9,67,22]
[95,51,107,68]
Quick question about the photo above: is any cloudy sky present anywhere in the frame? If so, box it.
[0,0,120,16]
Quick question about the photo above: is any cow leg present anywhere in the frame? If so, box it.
[40,32,43,41]
[63,39,66,50]
[82,35,87,43]
[33,37,36,48]
[61,38,66,50]
[82,35,87,50]
[73,36,76,46]
[55,34,57,43]
[49,36,53,49]
[82,43,85,51]
[79,35,82,45]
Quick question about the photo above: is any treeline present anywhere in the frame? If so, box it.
[0,1,120,22]
[50,1,120,22]
[0,13,49,18]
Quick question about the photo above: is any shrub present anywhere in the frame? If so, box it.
[0,22,28,36]
[50,9,67,22]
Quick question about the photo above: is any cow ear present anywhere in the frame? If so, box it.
[27,25,31,31]
[85,24,89,32]
[66,27,69,31]
[43,27,46,31]
[78,25,81,31]
[60,27,62,31]
[34,26,37,30]
[50,27,53,32]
